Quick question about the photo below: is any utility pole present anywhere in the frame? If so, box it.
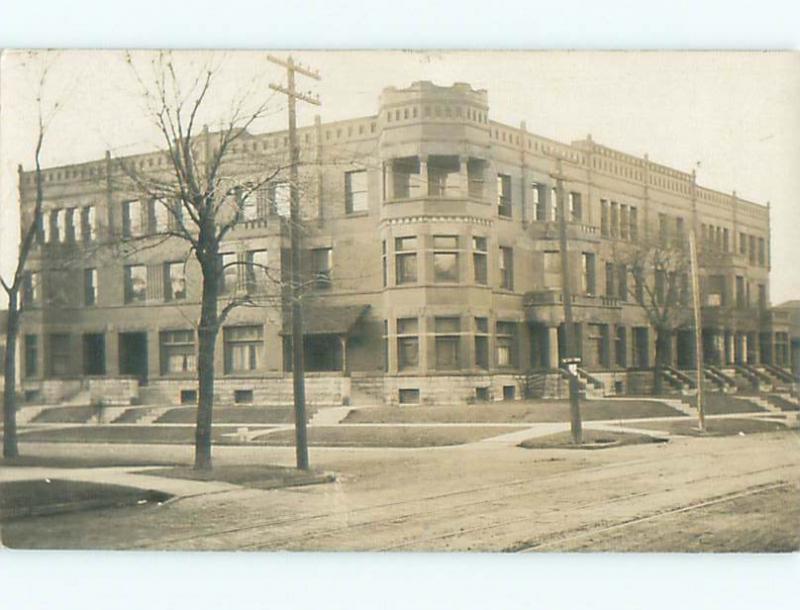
[553,162,583,444]
[689,229,706,431]
[268,54,321,470]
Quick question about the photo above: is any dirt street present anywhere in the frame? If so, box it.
[2,430,799,551]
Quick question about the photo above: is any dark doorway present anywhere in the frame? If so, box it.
[676,330,694,369]
[119,331,148,384]
[83,333,106,376]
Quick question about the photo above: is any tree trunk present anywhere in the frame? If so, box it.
[194,260,219,471]
[3,295,20,458]
[653,327,670,396]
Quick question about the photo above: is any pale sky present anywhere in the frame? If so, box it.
[2,50,799,305]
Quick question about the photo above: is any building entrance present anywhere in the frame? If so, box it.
[119,331,148,384]
[83,333,106,375]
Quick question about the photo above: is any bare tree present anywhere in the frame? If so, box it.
[2,57,61,458]
[617,233,692,395]
[117,52,291,470]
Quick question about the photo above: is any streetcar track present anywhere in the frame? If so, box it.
[137,448,798,551]
[512,481,793,552]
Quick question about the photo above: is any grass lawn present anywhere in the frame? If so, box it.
[17,425,275,445]
[636,417,792,437]
[0,479,170,521]
[518,429,668,450]
[343,399,685,425]
[154,406,312,425]
[683,394,766,414]
[252,425,520,447]
[139,464,334,490]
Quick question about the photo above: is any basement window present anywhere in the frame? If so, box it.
[399,388,420,405]
[180,389,197,405]
[234,389,254,404]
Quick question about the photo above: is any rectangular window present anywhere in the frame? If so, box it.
[472,236,488,285]
[150,198,170,232]
[532,183,545,221]
[246,250,268,293]
[433,235,459,283]
[55,209,67,243]
[271,181,290,217]
[123,200,142,237]
[223,326,263,373]
[392,157,420,199]
[615,326,627,368]
[73,208,83,242]
[83,206,96,242]
[167,199,184,231]
[739,232,747,255]
[499,246,514,290]
[675,216,685,245]
[124,264,147,303]
[758,284,767,310]
[428,156,460,197]
[543,250,561,290]
[311,247,333,289]
[65,208,76,242]
[45,210,56,243]
[474,317,489,369]
[24,334,38,377]
[435,317,461,370]
[568,192,582,222]
[617,264,628,301]
[48,334,71,377]
[345,170,368,213]
[757,237,765,266]
[605,262,615,297]
[84,268,97,306]
[748,235,756,264]
[723,228,730,252]
[395,236,417,284]
[706,275,727,306]
[497,174,512,217]
[164,262,187,301]
[238,189,258,222]
[22,271,40,307]
[396,318,419,370]
[610,202,619,238]
[467,159,486,199]
[619,205,629,240]
[218,252,238,294]
[655,270,666,304]
[600,199,609,236]
[382,241,388,287]
[736,275,746,308]
[581,252,596,295]
[495,321,518,368]
[160,330,196,374]
[629,206,638,240]
[659,213,669,245]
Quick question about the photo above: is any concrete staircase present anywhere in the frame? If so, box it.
[741,395,782,414]
[308,406,352,426]
[15,404,50,424]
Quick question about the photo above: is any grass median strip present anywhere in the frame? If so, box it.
[518,429,668,450]
[137,464,335,490]
[343,400,685,425]
[252,425,521,447]
[0,479,171,521]
[17,425,276,445]
[634,417,793,437]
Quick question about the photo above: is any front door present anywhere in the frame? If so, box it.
[119,331,148,385]
[83,333,106,375]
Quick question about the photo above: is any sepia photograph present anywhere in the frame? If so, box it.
[1,49,798,555]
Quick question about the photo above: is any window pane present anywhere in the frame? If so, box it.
[396,253,417,284]
[397,318,418,334]
[435,317,460,333]
[433,252,458,282]
[345,170,368,213]
[433,235,458,249]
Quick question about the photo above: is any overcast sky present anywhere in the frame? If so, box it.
[2,50,798,305]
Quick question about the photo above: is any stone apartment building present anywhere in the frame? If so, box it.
[14,81,793,408]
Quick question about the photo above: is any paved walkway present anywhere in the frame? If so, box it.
[0,466,239,498]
